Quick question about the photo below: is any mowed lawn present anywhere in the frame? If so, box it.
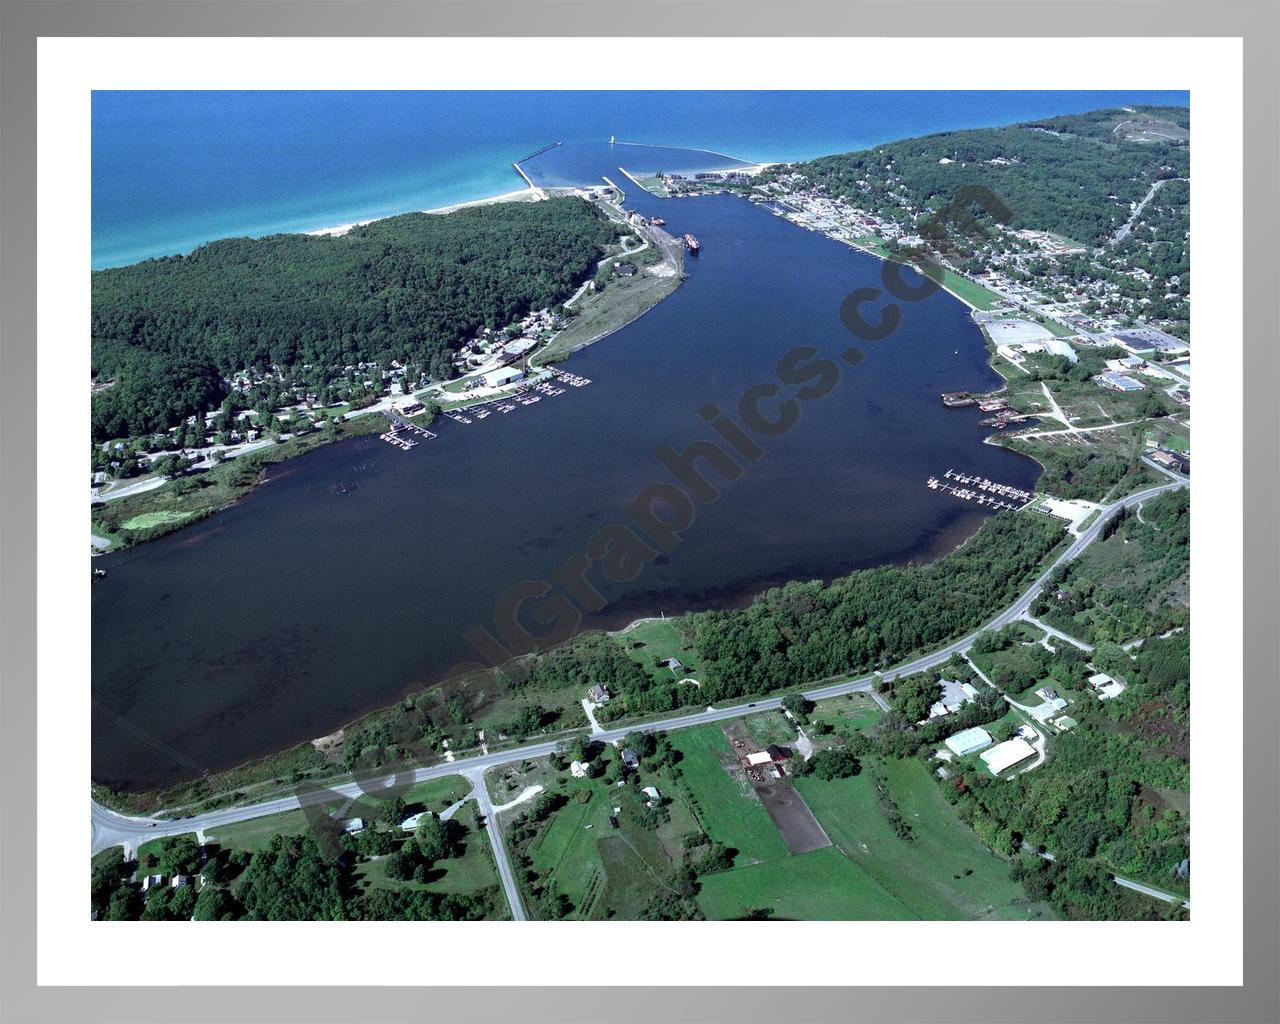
[401,774,472,810]
[618,619,702,685]
[527,784,615,915]
[935,267,1004,311]
[206,810,315,853]
[796,758,1055,920]
[354,803,502,903]
[670,726,788,867]
[695,845,914,921]
[675,723,1053,921]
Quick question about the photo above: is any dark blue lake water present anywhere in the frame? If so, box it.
[93,157,1043,789]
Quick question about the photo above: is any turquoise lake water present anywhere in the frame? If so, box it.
[92,90,1188,269]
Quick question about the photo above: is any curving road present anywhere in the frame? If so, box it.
[90,477,1186,861]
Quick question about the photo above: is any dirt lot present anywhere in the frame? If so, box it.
[754,783,832,855]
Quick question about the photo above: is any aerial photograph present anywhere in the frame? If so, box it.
[88,90,1191,923]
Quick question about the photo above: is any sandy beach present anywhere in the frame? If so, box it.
[304,186,543,238]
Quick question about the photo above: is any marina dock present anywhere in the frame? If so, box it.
[926,469,1034,512]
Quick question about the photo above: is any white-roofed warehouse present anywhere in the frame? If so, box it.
[980,737,1036,776]
[944,726,993,757]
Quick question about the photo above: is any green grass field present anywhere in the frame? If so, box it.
[120,510,193,530]
[796,759,1054,920]
[524,770,693,920]
[669,726,788,867]
[696,845,914,920]
[353,803,502,902]
[934,268,1004,311]
[809,693,884,734]
[618,619,702,685]
[402,774,472,810]
[205,810,316,853]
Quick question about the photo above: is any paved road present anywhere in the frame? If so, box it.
[466,769,526,921]
[1022,613,1095,653]
[90,477,1186,862]
[1024,844,1189,909]
[1114,874,1191,910]
[1111,178,1186,245]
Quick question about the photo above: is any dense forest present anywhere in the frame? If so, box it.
[944,631,1191,919]
[685,513,1064,698]
[91,198,616,439]
[777,106,1190,246]
[91,823,505,922]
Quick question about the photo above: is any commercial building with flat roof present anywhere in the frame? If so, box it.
[980,737,1036,775]
[1098,371,1145,392]
[944,726,993,757]
[483,366,524,389]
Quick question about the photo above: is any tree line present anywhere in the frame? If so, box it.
[91,198,617,439]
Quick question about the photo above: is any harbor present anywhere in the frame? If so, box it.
[927,469,1035,512]
[439,369,592,429]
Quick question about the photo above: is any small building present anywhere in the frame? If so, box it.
[659,657,684,672]
[944,726,993,757]
[170,875,190,888]
[483,366,524,389]
[141,874,164,892]
[399,812,429,832]
[928,679,979,720]
[980,737,1036,775]
[342,817,365,834]
[614,262,636,277]
[641,786,661,806]
[588,684,610,703]
[1088,672,1126,700]
[621,748,640,771]
[744,750,774,768]
[570,760,589,778]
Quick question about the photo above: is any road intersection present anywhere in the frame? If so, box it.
[90,477,1187,914]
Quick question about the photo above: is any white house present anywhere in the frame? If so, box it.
[1088,672,1126,700]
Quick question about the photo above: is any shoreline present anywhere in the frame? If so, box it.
[303,186,542,238]
[93,186,1041,802]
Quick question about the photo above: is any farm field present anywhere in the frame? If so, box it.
[696,845,912,921]
[796,758,1056,920]
[669,725,788,867]
[517,750,702,920]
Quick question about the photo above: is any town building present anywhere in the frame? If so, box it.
[1098,371,1145,392]
[980,737,1036,775]
[483,366,524,389]
[1088,672,1126,700]
[944,726,993,757]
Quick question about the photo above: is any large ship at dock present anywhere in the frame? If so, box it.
[683,233,700,253]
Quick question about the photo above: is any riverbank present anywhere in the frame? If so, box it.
[92,176,1044,795]
[93,493,1069,816]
